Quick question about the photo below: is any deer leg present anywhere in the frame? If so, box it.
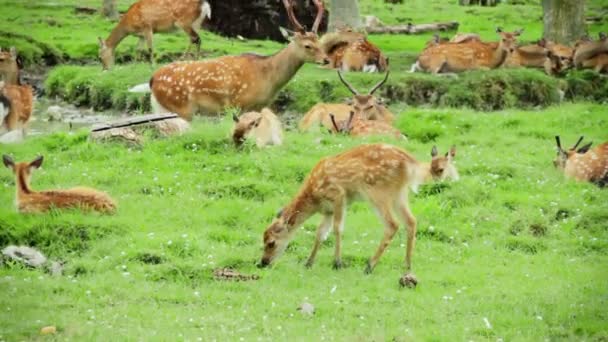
[182,26,201,59]
[332,197,346,269]
[143,29,154,65]
[365,196,399,274]
[395,199,418,288]
[305,214,332,268]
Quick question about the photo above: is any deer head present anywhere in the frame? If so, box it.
[553,136,593,170]
[430,146,459,181]
[496,27,524,54]
[0,47,22,84]
[232,113,263,147]
[3,155,44,183]
[280,0,329,66]
[260,208,297,267]
[338,69,390,120]
[98,37,114,71]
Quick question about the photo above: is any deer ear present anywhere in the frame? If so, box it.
[279,27,295,41]
[2,155,14,169]
[448,146,456,159]
[538,38,547,47]
[29,156,43,169]
[431,146,438,157]
[577,142,593,154]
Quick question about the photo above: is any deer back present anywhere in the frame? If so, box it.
[563,142,608,183]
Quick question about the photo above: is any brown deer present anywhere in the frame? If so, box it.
[2,155,117,213]
[133,0,329,121]
[580,53,608,73]
[258,144,459,287]
[232,108,283,148]
[98,0,212,70]
[299,70,394,131]
[411,27,523,74]
[0,47,33,135]
[554,136,608,187]
[573,32,608,68]
[320,29,388,72]
[329,112,404,139]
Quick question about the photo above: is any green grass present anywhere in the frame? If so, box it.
[1,103,607,340]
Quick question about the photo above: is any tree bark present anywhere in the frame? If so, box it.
[542,0,586,45]
[101,0,118,20]
[328,0,361,31]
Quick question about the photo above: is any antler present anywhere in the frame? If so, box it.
[311,0,325,34]
[282,0,305,33]
[329,113,341,133]
[346,111,355,132]
[337,70,359,95]
[369,70,390,95]
[555,136,562,150]
[572,136,584,150]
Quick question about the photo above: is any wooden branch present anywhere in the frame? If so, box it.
[367,21,459,35]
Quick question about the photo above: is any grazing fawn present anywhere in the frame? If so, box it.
[329,112,404,139]
[3,155,116,214]
[298,70,394,131]
[411,27,523,73]
[134,0,329,120]
[320,29,388,72]
[0,47,33,135]
[98,0,212,70]
[554,136,608,187]
[258,144,459,287]
[232,108,283,148]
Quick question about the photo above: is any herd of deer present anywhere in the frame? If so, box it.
[1,0,607,286]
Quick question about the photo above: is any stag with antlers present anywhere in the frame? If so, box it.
[554,136,608,187]
[132,0,329,120]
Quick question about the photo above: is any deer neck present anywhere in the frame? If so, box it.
[263,43,306,96]
[283,191,317,233]
[105,23,129,50]
[15,168,33,199]
[1,65,20,85]
[409,162,433,193]
[490,41,510,68]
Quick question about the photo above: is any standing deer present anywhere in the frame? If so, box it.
[411,27,523,73]
[328,112,404,139]
[2,155,117,213]
[554,136,608,187]
[298,70,394,131]
[232,108,283,148]
[98,0,212,70]
[131,0,329,121]
[0,47,33,135]
[258,144,459,287]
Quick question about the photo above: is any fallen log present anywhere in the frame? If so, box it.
[367,21,459,34]
[90,113,190,144]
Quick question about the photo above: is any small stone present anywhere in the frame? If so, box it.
[298,302,315,315]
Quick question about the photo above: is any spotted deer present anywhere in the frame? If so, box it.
[258,144,459,287]
[329,111,404,139]
[411,27,523,73]
[232,108,283,148]
[554,136,608,187]
[0,47,33,135]
[544,40,574,73]
[573,32,608,68]
[298,70,394,131]
[131,0,329,121]
[320,29,388,72]
[98,0,212,70]
[2,155,116,213]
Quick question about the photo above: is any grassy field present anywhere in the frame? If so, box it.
[1,103,607,340]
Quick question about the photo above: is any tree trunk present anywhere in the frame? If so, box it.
[101,0,118,20]
[542,0,586,45]
[328,0,361,31]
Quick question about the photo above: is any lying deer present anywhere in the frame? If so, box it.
[554,136,608,187]
[232,108,283,148]
[258,144,459,287]
[329,112,404,139]
[98,0,212,70]
[320,29,388,72]
[130,0,329,121]
[2,155,117,213]
[298,70,394,131]
[411,27,523,74]
[573,32,608,68]
[0,47,33,135]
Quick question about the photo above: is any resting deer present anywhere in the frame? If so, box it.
[329,112,404,139]
[232,108,283,148]
[258,144,459,287]
[0,47,33,135]
[131,0,329,121]
[98,0,212,70]
[554,136,608,187]
[411,27,523,74]
[2,155,117,213]
[320,29,388,72]
[299,70,394,131]
[573,32,608,68]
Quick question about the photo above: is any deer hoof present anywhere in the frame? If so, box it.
[399,273,418,288]
[305,260,314,268]
[333,260,343,270]
[364,261,374,274]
